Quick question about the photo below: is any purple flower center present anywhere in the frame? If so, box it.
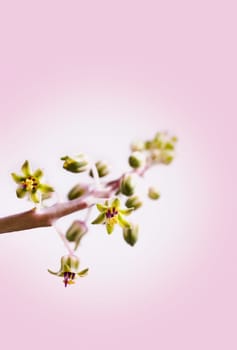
[63,272,75,287]
[106,207,118,219]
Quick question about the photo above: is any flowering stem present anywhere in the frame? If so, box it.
[84,206,93,223]
[90,162,101,189]
[0,198,90,234]
[0,165,152,235]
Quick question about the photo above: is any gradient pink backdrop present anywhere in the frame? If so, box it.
[0,1,236,349]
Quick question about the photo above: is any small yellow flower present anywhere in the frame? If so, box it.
[11,160,54,203]
[92,198,133,234]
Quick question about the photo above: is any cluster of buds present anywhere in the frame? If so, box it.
[145,132,177,165]
[129,132,177,169]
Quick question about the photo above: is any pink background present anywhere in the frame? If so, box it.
[0,1,236,349]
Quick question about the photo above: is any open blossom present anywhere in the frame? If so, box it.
[48,255,89,287]
[11,160,54,203]
[92,197,133,234]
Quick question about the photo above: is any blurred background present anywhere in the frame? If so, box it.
[0,1,236,349]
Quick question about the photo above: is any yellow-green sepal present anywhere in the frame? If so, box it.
[77,268,89,277]
[106,222,115,234]
[11,173,24,184]
[119,208,134,216]
[21,160,31,176]
[39,184,54,193]
[33,168,44,179]
[16,187,26,198]
[118,214,130,229]
[111,197,120,209]
[96,203,107,213]
[91,213,105,224]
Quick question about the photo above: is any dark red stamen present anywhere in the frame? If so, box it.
[63,271,75,287]
[106,207,118,219]
[106,209,111,218]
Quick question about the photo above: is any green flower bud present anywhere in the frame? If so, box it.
[150,149,161,163]
[161,153,174,165]
[125,196,143,210]
[123,224,139,246]
[128,151,145,169]
[61,154,89,173]
[148,187,160,200]
[120,174,136,196]
[66,220,88,250]
[164,142,175,150]
[130,140,145,152]
[68,184,88,200]
[89,161,110,178]
[144,140,152,150]
[171,136,178,143]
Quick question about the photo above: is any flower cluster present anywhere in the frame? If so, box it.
[129,131,177,168]
[9,131,177,287]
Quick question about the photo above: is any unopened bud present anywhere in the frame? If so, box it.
[125,195,143,210]
[61,154,89,173]
[120,174,136,196]
[130,140,145,152]
[171,136,178,143]
[68,184,88,200]
[148,187,160,200]
[123,224,139,246]
[128,151,145,169]
[150,149,161,163]
[164,142,175,150]
[89,161,110,178]
[161,152,174,165]
[66,220,88,250]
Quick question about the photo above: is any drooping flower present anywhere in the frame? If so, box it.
[48,255,89,287]
[91,198,133,234]
[11,160,54,203]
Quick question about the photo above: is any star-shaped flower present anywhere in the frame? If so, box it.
[48,255,89,287]
[92,198,133,234]
[11,160,54,203]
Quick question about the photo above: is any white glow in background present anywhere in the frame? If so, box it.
[0,82,212,309]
